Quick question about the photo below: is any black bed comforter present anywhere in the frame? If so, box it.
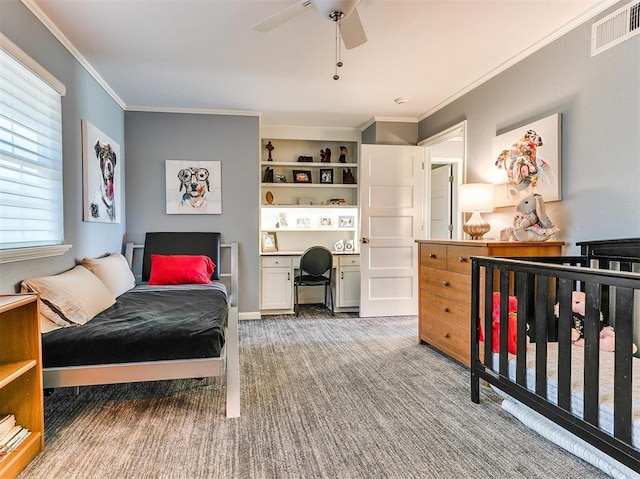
[42,284,228,368]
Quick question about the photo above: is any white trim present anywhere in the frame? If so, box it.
[418,0,620,120]
[127,105,262,117]
[239,311,262,320]
[20,0,126,109]
[0,32,65,95]
[0,244,72,264]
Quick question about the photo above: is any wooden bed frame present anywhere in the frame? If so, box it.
[471,238,640,473]
[42,234,240,418]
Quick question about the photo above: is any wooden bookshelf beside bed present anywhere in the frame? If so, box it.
[470,237,640,475]
[21,232,240,418]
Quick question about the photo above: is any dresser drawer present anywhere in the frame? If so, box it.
[338,255,360,267]
[420,291,470,330]
[420,243,447,270]
[419,312,470,363]
[262,256,292,268]
[445,246,480,275]
[420,268,471,302]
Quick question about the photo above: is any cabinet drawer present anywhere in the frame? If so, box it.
[262,256,292,268]
[420,312,470,362]
[420,243,447,270]
[446,246,480,275]
[338,255,360,267]
[420,291,470,330]
[420,268,471,301]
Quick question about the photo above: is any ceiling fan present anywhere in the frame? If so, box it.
[252,0,367,50]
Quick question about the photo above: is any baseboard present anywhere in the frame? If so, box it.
[239,311,262,321]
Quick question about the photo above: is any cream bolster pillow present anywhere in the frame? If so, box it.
[21,265,116,327]
[81,252,136,297]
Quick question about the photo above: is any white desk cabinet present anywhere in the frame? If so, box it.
[336,255,360,310]
[260,256,293,312]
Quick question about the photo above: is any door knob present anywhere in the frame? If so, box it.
[361,237,369,243]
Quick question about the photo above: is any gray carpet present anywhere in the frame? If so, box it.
[20,309,608,479]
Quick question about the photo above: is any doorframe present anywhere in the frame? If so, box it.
[418,120,467,240]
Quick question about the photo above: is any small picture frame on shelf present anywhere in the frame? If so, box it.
[320,168,333,184]
[338,215,354,228]
[293,170,312,183]
[297,218,311,228]
[261,231,278,253]
[275,174,287,183]
[319,217,332,227]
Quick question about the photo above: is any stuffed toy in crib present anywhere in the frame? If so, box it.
[553,291,637,353]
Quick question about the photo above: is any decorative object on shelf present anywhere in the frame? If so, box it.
[297,155,313,162]
[345,239,354,251]
[261,231,278,252]
[293,170,312,183]
[493,113,561,207]
[82,120,122,223]
[339,146,348,163]
[275,174,287,183]
[507,193,560,242]
[319,217,332,227]
[165,159,221,214]
[297,218,311,228]
[265,190,274,205]
[320,148,332,162]
[458,183,494,240]
[320,168,333,184]
[328,198,346,205]
[339,215,354,228]
[343,168,355,184]
[334,239,344,252]
[262,166,274,183]
[278,212,288,227]
[265,141,274,161]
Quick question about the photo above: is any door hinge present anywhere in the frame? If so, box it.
[448,175,454,182]
[447,224,453,231]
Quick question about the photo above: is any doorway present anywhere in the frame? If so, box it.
[419,120,466,240]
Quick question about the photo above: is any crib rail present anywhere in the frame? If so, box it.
[470,255,640,471]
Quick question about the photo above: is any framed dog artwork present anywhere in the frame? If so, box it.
[165,160,222,214]
[82,120,122,223]
[492,113,561,207]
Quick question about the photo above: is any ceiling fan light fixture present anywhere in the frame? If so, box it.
[313,0,362,19]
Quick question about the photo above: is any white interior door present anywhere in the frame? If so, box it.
[430,164,452,239]
[359,144,424,317]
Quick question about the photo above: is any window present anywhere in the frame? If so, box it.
[0,40,65,253]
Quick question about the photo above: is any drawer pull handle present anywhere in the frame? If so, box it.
[444,332,450,338]
[459,257,467,263]
[443,306,449,312]
[287,272,290,281]
[442,280,449,287]
[429,253,436,259]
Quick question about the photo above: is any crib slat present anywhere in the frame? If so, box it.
[515,272,531,386]
[499,270,510,377]
[583,282,601,426]
[535,275,549,399]
[556,278,573,411]
[483,267,494,370]
[613,287,633,444]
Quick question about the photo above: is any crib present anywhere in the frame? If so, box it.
[470,238,640,474]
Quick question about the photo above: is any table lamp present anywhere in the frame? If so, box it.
[458,183,494,240]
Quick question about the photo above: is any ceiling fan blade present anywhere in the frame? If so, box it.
[340,8,367,49]
[251,0,312,33]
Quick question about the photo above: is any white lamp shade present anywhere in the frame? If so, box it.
[458,183,495,212]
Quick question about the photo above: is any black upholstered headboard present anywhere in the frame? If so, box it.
[141,232,221,282]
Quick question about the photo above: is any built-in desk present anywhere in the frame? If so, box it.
[260,252,360,315]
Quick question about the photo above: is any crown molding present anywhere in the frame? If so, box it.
[126,105,262,117]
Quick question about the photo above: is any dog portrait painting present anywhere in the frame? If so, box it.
[82,120,122,223]
[492,113,561,207]
[166,160,221,214]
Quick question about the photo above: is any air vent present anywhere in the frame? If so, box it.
[591,1,640,56]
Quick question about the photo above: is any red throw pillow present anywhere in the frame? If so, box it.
[479,292,518,354]
[148,254,215,285]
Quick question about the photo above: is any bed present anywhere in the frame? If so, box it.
[24,232,240,418]
[470,238,640,476]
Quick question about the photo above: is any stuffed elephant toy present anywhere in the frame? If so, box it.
[507,193,559,241]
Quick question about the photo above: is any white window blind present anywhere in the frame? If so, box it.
[0,48,64,249]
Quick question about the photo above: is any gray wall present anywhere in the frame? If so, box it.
[124,112,260,313]
[418,1,640,252]
[0,1,125,292]
[362,121,417,145]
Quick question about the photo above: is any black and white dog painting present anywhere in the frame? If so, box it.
[82,120,121,223]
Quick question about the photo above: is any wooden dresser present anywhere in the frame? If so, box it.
[416,240,564,366]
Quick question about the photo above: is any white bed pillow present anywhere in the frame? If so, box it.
[82,252,135,297]
[21,265,116,327]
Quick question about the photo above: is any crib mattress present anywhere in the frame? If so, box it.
[42,283,229,367]
[490,343,640,449]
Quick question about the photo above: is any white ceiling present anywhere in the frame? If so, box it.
[29,0,609,129]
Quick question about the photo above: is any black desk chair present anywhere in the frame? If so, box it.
[294,246,334,316]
